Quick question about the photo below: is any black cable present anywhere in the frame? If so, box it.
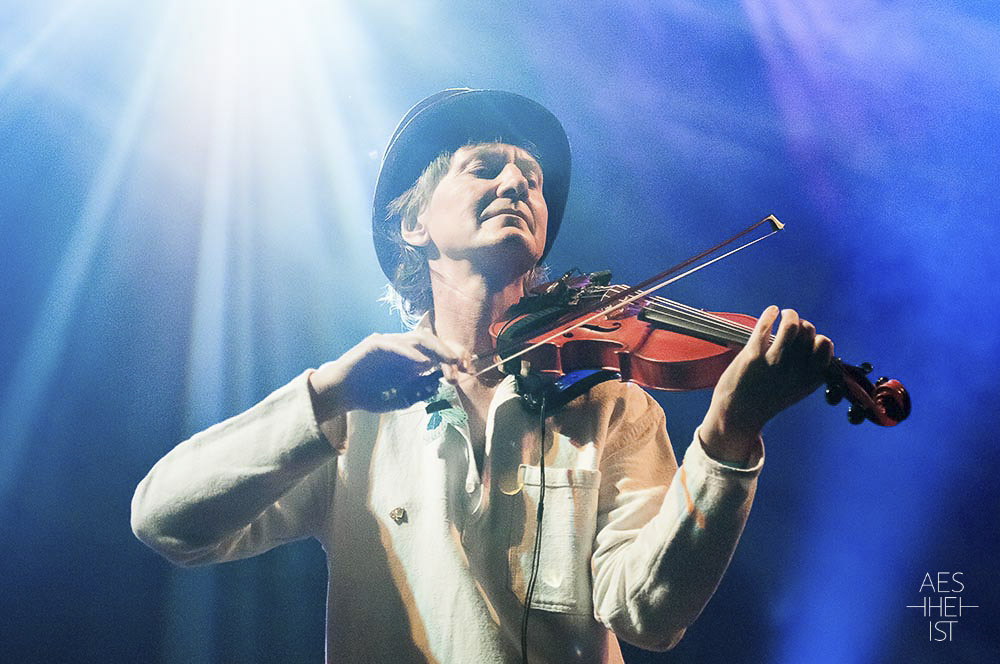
[520,392,547,664]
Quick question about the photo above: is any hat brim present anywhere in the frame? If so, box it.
[372,89,571,283]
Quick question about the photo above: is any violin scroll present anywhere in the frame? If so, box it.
[824,358,911,426]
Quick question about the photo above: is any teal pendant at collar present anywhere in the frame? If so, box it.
[425,383,468,431]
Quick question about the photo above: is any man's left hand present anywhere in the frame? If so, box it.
[700,306,834,464]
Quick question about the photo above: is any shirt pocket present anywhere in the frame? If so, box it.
[507,464,602,615]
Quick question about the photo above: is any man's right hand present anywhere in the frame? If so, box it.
[307,330,468,422]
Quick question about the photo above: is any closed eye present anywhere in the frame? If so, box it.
[468,162,501,179]
[458,149,542,187]
[467,163,540,189]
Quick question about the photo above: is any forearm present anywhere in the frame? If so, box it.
[592,430,763,650]
[698,406,764,466]
[131,371,342,563]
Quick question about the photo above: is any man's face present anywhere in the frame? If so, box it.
[412,143,548,276]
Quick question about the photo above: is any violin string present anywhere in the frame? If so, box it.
[588,285,750,344]
[645,296,783,345]
[590,281,771,346]
[541,283,778,353]
[472,227,781,377]
[644,298,754,343]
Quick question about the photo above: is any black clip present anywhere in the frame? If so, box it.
[515,368,620,412]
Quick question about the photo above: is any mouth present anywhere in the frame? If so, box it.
[485,208,531,229]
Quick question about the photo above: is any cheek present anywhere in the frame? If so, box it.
[428,184,477,222]
[421,189,455,234]
[534,199,550,242]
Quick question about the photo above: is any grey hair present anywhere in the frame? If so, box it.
[378,149,452,327]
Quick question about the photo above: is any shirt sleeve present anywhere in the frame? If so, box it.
[590,384,764,651]
[130,370,346,566]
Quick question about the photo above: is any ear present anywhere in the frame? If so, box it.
[401,212,431,248]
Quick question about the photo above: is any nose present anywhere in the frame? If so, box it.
[495,162,528,201]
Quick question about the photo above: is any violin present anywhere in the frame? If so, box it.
[479,216,911,426]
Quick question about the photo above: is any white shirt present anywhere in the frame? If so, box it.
[132,370,763,663]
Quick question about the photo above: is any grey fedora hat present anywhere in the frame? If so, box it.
[372,88,571,283]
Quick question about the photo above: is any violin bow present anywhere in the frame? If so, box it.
[473,214,785,377]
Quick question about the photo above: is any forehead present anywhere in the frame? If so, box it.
[450,142,543,176]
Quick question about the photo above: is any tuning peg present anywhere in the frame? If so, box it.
[825,385,843,405]
[860,362,873,374]
[876,376,889,386]
[847,404,866,425]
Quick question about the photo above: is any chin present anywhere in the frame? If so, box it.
[502,233,543,265]
[478,236,541,283]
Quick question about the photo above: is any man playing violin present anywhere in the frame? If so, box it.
[132,89,833,663]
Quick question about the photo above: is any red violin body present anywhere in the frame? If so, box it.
[492,308,757,392]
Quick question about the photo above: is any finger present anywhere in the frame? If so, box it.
[747,305,780,355]
[787,318,817,360]
[765,308,800,364]
[441,362,459,384]
[459,349,474,374]
[386,341,435,369]
[412,329,465,366]
[371,332,442,370]
[812,334,834,371]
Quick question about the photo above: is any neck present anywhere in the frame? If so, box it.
[427,259,528,361]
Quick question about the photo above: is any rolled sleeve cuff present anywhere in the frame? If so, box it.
[302,369,348,454]
[692,426,765,476]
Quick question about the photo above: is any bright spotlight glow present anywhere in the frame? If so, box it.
[0,0,398,498]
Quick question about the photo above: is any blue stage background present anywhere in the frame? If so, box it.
[1,1,998,662]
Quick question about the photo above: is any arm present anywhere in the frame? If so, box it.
[131,328,467,566]
[591,388,763,651]
[591,306,831,649]
[130,371,342,566]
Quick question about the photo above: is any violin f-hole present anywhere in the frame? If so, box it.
[579,321,622,333]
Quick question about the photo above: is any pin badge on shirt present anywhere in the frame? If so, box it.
[389,507,408,525]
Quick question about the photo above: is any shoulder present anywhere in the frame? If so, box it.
[555,380,665,443]
[576,379,662,418]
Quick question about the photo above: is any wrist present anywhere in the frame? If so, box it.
[308,363,351,422]
[699,409,760,465]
